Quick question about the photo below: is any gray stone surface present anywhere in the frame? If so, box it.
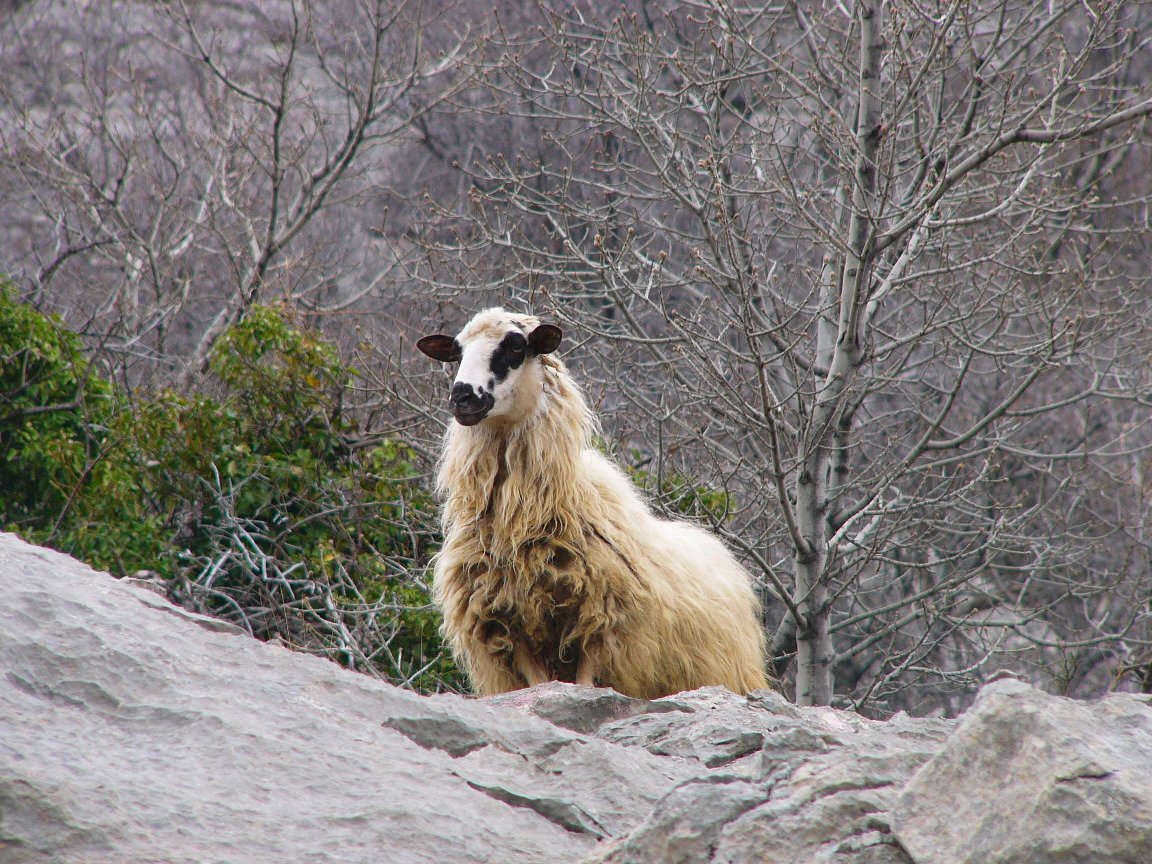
[893,678,1152,864]
[0,534,675,863]
[2,532,1151,864]
[589,689,955,864]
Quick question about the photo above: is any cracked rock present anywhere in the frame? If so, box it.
[590,689,951,864]
[893,678,1152,864]
[0,534,670,864]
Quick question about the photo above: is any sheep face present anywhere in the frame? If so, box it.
[418,308,562,428]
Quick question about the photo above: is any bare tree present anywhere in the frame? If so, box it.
[0,0,478,691]
[407,0,1152,711]
[5,0,1152,714]
[0,0,469,387]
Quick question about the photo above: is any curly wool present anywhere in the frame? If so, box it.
[432,313,770,699]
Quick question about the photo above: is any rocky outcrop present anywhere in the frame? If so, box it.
[893,678,1152,864]
[1,532,1150,863]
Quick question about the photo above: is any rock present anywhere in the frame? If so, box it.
[589,689,954,864]
[0,534,681,863]
[3,531,1151,864]
[892,678,1152,864]
[485,680,691,734]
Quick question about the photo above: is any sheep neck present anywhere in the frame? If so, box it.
[438,359,593,554]
[482,438,511,520]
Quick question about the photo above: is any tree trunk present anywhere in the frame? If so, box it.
[793,0,883,707]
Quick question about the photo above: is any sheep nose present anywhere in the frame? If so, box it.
[450,382,483,410]
[449,382,494,426]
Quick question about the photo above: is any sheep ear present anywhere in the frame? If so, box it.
[529,324,562,355]
[417,334,462,363]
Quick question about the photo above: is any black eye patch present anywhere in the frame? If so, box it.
[489,331,529,383]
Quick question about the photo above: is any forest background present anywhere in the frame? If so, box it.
[2,0,1151,715]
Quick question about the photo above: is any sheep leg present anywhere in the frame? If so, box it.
[513,644,550,687]
[575,650,600,687]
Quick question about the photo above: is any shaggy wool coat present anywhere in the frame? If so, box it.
[432,321,770,699]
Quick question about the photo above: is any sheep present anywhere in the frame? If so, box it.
[417,307,771,699]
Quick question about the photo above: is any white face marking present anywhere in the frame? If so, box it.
[450,323,534,425]
[442,308,544,426]
[454,334,500,402]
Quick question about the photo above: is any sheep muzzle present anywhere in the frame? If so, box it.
[450,383,495,426]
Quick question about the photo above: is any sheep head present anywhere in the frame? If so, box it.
[417,308,562,427]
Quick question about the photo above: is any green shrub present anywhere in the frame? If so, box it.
[626,452,734,523]
[0,286,459,691]
[0,280,164,568]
